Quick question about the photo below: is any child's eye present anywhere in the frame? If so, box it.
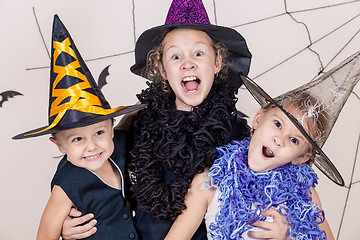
[194,51,203,57]
[72,137,82,142]
[290,137,299,145]
[95,130,104,136]
[172,55,181,60]
[274,120,281,129]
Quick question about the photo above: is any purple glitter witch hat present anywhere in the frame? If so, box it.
[165,0,210,24]
[131,0,251,88]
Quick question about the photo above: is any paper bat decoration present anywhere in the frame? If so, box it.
[0,90,23,107]
[98,65,111,90]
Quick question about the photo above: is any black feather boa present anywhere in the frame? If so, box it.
[128,82,238,220]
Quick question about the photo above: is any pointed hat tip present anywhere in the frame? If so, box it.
[53,14,60,23]
[165,0,210,24]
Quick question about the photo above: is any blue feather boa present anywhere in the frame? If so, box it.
[207,138,326,240]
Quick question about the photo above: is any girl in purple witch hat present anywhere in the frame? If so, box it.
[60,0,326,239]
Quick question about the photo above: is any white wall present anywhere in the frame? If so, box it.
[0,0,359,239]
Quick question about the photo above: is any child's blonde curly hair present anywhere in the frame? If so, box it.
[140,32,229,91]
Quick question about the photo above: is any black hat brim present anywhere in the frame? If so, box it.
[240,74,344,186]
[13,104,146,140]
[131,23,252,88]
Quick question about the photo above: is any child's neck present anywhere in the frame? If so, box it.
[95,159,122,189]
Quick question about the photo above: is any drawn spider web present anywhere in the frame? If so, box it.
[229,0,360,80]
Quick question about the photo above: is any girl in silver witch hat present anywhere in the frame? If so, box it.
[165,51,360,239]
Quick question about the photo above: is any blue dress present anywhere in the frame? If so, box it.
[52,130,138,240]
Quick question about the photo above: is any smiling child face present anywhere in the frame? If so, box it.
[159,28,222,111]
[247,106,313,173]
[50,119,114,174]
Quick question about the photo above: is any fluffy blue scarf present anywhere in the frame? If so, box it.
[207,138,326,240]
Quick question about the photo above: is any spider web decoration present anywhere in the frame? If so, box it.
[10,0,358,239]
[231,0,360,81]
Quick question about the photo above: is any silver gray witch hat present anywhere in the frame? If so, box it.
[241,51,360,186]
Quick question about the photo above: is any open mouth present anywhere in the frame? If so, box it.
[182,76,200,92]
[262,146,274,158]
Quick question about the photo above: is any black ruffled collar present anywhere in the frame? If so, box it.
[128,82,237,220]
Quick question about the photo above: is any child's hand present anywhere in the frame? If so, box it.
[61,208,97,239]
[247,208,290,240]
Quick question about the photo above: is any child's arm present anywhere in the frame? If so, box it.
[36,185,75,240]
[165,170,215,240]
[311,187,335,240]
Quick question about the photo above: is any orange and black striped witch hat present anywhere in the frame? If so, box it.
[13,15,145,140]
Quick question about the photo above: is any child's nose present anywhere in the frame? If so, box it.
[181,59,195,70]
[273,136,284,147]
[87,139,97,151]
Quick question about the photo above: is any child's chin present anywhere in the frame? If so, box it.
[248,163,259,172]
[248,163,267,173]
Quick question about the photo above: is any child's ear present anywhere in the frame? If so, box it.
[158,62,167,80]
[215,54,222,74]
[111,119,115,139]
[252,109,265,129]
[291,151,312,165]
[49,137,66,154]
